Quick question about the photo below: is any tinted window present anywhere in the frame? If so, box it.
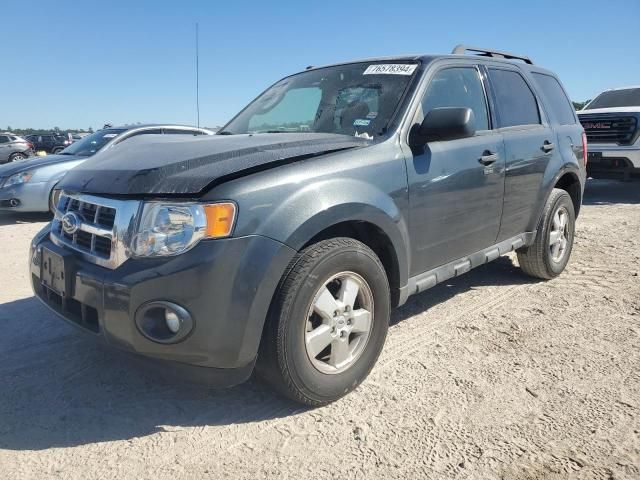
[420,67,489,131]
[126,129,163,139]
[489,69,540,127]
[532,73,576,125]
[0,135,9,144]
[587,88,640,109]
[59,128,126,156]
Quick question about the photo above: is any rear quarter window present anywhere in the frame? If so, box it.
[532,73,576,125]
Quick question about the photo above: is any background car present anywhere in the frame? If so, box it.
[24,133,73,154]
[0,133,34,164]
[0,124,213,212]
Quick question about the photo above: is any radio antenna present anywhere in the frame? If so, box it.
[195,22,200,128]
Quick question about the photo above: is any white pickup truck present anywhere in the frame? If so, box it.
[578,86,640,180]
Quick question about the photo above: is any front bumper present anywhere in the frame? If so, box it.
[587,143,640,179]
[0,181,50,212]
[30,229,296,387]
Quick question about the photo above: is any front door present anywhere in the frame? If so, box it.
[406,65,505,276]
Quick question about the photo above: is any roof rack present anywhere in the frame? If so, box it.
[451,44,533,65]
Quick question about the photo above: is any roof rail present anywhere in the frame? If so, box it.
[451,44,533,65]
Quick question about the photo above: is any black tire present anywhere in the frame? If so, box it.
[517,188,575,279]
[256,237,390,406]
[52,147,63,154]
[9,152,26,162]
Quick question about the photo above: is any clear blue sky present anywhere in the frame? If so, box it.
[2,0,638,130]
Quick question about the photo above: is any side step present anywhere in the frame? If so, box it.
[404,232,533,300]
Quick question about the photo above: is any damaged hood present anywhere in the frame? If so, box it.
[58,133,369,195]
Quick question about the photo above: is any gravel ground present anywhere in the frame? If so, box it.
[0,180,638,480]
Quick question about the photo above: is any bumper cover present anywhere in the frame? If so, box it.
[0,181,51,212]
[30,230,296,387]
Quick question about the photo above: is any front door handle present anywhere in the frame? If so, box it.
[479,151,499,165]
[542,141,555,153]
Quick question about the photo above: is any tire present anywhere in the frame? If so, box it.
[52,147,63,154]
[9,152,26,162]
[517,188,575,279]
[256,237,390,406]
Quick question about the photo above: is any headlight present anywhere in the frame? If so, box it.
[5,171,33,186]
[130,202,236,257]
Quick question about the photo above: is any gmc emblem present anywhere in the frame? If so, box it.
[582,122,610,129]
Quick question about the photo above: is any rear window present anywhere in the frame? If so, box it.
[531,73,576,125]
[587,88,640,109]
[488,69,541,128]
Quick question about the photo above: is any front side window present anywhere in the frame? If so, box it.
[163,128,205,135]
[419,67,489,131]
[488,69,540,128]
[223,62,419,138]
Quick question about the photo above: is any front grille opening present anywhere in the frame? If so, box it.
[34,274,100,333]
[96,207,116,229]
[76,230,92,250]
[580,115,639,145]
[94,236,112,257]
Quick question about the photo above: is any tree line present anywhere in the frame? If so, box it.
[4,126,94,136]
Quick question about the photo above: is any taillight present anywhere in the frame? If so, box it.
[581,132,588,166]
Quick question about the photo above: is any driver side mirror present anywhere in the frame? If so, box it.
[409,107,476,146]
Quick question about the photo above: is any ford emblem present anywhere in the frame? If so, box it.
[61,212,82,235]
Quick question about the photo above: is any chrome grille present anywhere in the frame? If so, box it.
[580,114,639,145]
[50,192,141,269]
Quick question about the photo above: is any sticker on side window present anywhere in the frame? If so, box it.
[363,64,417,75]
[353,119,371,127]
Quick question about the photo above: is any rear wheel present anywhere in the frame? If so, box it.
[9,152,26,162]
[256,238,390,406]
[517,188,575,279]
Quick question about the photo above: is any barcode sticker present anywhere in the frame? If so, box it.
[363,64,417,75]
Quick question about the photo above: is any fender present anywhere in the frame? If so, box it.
[260,178,410,287]
[530,162,584,233]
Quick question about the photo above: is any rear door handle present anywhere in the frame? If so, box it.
[542,141,555,153]
[479,151,499,165]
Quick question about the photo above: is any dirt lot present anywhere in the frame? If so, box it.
[0,180,638,480]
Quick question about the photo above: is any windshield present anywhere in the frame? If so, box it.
[586,88,640,109]
[59,128,126,156]
[222,62,419,138]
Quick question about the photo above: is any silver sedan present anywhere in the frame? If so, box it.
[0,124,212,212]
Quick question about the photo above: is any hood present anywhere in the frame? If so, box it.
[579,106,640,115]
[58,133,369,196]
[0,153,83,177]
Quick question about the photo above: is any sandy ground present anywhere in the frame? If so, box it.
[0,179,638,480]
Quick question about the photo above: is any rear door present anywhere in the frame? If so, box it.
[485,66,560,241]
[406,64,506,275]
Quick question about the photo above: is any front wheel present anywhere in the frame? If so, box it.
[517,188,576,279]
[256,238,390,406]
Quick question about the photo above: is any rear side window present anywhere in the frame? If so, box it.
[421,67,490,131]
[531,73,576,125]
[488,69,540,128]
[0,135,9,144]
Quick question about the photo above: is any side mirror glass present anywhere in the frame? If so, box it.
[409,107,476,146]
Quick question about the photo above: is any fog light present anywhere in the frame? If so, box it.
[165,310,180,333]
[135,301,194,344]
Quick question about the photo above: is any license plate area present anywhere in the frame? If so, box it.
[41,247,73,297]
[588,152,603,163]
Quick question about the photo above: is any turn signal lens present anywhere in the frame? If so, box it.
[204,203,236,238]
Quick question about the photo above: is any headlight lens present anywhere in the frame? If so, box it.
[6,171,33,186]
[130,202,236,257]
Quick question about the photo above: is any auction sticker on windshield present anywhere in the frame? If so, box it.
[363,64,417,75]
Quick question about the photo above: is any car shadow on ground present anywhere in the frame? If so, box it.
[0,257,534,451]
[583,178,640,205]
[0,211,52,226]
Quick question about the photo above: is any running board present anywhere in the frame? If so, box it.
[400,232,535,304]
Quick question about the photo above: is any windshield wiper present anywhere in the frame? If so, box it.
[217,131,234,135]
